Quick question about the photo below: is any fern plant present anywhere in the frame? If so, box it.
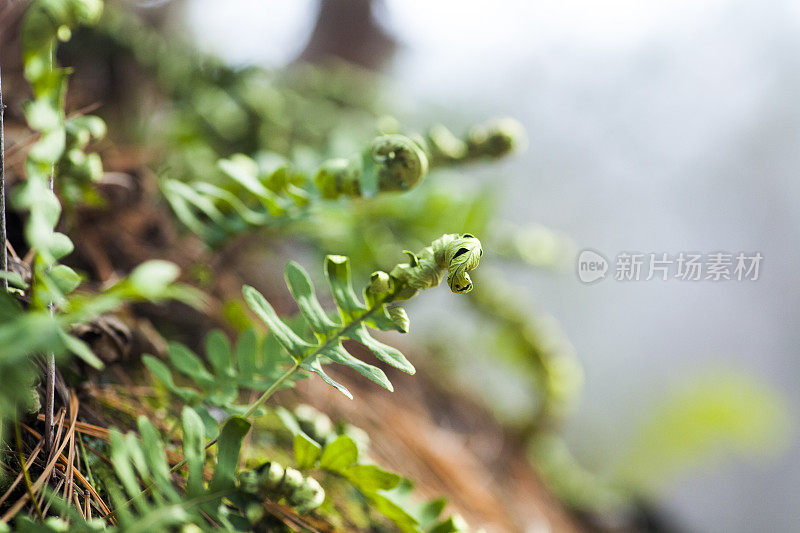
[0,0,201,432]
[240,232,482,402]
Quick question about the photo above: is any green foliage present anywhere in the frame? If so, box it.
[144,328,302,434]
[0,259,198,427]
[18,0,105,300]
[0,0,661,529]
[103,411,251,531]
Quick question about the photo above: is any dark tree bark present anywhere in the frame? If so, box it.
[298,0,396,70]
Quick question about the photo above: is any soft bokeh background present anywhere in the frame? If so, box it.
[178,1,800,531]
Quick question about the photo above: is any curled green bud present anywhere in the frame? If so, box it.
[466,117,526,159]
[288,477,325,514]
[259,461,285,491]
[237,469,260,495]
[281,467,304,493]
[389,233,483,299]
[442,233,483,293]
[370,134,428,193]
[387,306,410,333]
[241,461,325,514]
[368,270,392,294]
[315,135,428,200]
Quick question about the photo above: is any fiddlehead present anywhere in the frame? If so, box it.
[237,462,325,514]
[422,117,527,166]
[387,233,483,299]
[316,134,428,199]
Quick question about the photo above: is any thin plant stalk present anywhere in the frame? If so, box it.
[0,62,7,292]
[44,45,56,457]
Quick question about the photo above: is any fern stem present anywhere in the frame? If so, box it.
[44,42,56,458]
[298,288,398,368]
[0,62,6,293]
[239,361,301,421]
[191,360,302,460]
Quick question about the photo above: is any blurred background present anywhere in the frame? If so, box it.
[175,1,799,531]
[2,0,793,530]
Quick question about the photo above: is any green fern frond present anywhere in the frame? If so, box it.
[162,134,429,246]
[241,233,482,398]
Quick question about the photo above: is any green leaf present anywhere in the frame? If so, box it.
[162,179,214,238]
[205,329,234,379]
[367,493,420,533]
[182,406,206,497]
[209,416,251,493]
[194,182,270,226]
[164,180,228,227]
[417,498,448,525]
[137,417,177,498]
[143,355,201,403]
[127,260,180,299]
[24,98,61,130]
[167,343,215,388]
[0,271,29,289]
[325,255,368,320]
[320,344,392,391]
[50,264,81,293]
[319,435,358,472]
[218,155,283,215]
[285,261,338,337]
[242,285,312,358]
[57,330,102,369]
[108,431,149,515]
[344,464,401,492]
[235,328,258,381]
[50,232,74,260]
[428,515,468,533]
[294,433,322,470]
[350,324,415,374]
[29,128,66,165]
[300,358,352,399]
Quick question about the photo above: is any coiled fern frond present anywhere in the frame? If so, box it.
[162,134,429,246]
[420,117,526,166]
